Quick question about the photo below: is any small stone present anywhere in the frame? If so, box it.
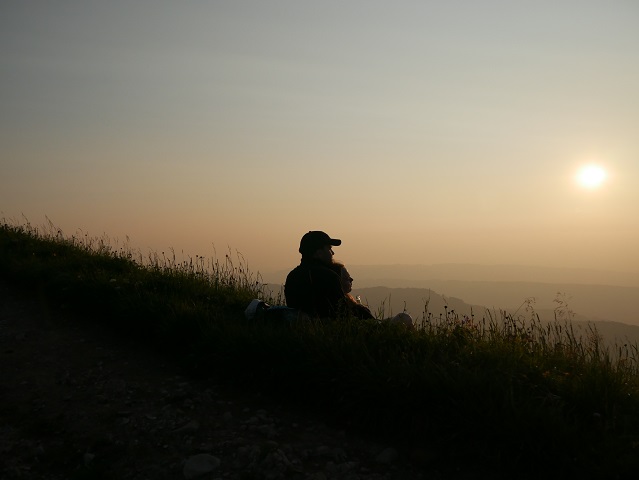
[222,411,233,423]
[307,473,327,480]
[243,416,259,425]
[183,454,221,479]
[375,447,399,464]
[173,420,199,433]
[314,445,331,457]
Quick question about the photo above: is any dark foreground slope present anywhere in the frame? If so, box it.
[0,281,432,480]
[2,221,639,479]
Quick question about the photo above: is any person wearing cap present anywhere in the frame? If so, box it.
[285,231,353,319]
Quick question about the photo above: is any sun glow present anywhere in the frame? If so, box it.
[576,164,607,189]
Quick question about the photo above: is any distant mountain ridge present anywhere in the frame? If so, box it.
[349,285,639,348]
[263,282,639,349]
[263,262,639,345]
[353,280,638,325]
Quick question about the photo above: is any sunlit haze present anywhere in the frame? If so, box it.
[576,164,607,189]
[2,1,638,281]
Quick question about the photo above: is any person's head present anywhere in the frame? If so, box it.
[299,231,341,264]
[330,260,353,294]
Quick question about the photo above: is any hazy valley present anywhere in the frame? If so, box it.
[264,263,639,347]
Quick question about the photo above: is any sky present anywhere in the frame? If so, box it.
[2,1,638,281]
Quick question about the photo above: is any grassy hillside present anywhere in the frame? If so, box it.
[343,285,639,349]
[2,219,639,479]
[346,276,639,326]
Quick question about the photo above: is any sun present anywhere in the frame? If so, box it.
[576,164,607,189]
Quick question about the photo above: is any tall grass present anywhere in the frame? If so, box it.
[2,218,638,479]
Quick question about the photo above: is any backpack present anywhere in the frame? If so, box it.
[244,299,301,323]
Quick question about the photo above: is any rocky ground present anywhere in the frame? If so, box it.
[0,281,468,480]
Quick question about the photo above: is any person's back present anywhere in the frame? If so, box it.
[285,258,344,318]
[284,231,345,318]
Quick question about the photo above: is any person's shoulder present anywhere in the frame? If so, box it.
[285,264,304,279]
[285,262,314,282]
[286,260,338,283]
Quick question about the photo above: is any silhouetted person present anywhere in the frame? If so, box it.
[285,231,349,319]
[329,260,375,320]
[330,260,414,327]
[285,231,414,325]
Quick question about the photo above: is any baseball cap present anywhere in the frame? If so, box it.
[299,231,341,255]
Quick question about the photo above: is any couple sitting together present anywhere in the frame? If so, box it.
[285,231,413,327]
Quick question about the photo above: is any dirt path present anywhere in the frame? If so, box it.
[0,281,443,480]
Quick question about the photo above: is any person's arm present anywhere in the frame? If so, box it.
[345,296,375,320]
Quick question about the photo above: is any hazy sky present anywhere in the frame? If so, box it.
[2,1,638,278]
